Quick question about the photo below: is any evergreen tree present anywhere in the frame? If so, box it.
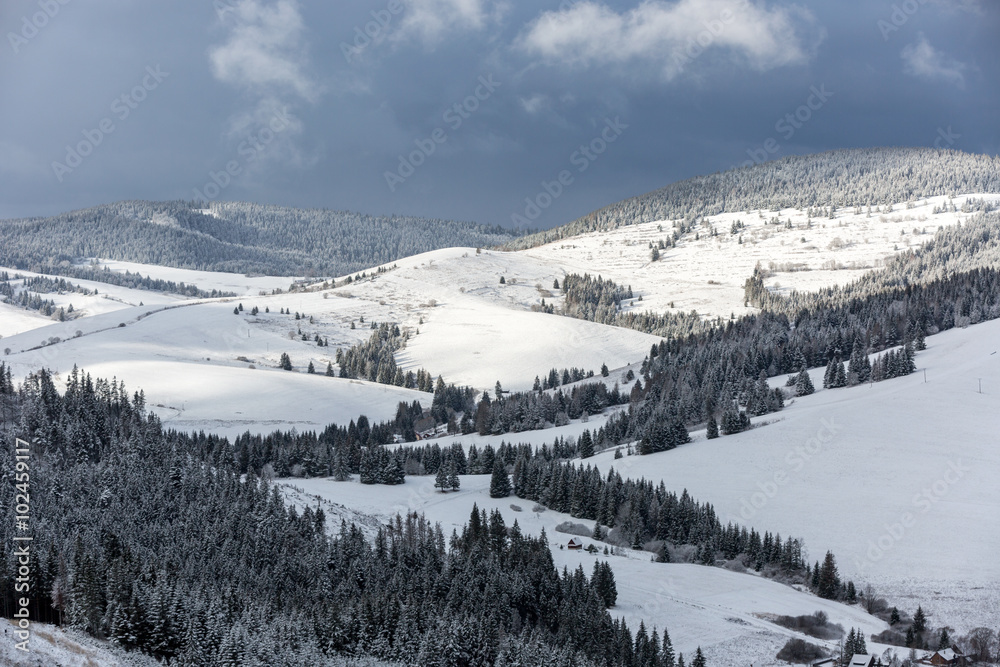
[705,415,719,440]
[845,628,857,658]
[889,607,900,625]
[662,630,675,667]
[382,456,405,485]
[817,551,840,599]
[579,430,594,459]
[489,460,511,498]
[307,361,315,374]
[332,450,351,482]
[591,561,617,608]
[795,369,815,396]
[691,647,706,667]
[435,463,449,492]
[358,448,377,484]
[912,605,927,634]
[834,360,847,387]
[824,356,836,388]
[279,353,292,371]
[938,627,951,650]
[447,462,460,492]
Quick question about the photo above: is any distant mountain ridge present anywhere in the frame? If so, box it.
[0,200,524,277]
[507,147,1000,249]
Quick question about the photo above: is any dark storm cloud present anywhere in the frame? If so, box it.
[0,0,996,227]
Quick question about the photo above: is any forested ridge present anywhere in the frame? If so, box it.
[0,366,708,666]
[0,200,524,278]
[506,147,1000,250]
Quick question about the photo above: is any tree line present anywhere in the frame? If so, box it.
[0,199,524,278]
[505,148,1000,250]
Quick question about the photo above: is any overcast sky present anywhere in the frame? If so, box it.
[0,0,996,228]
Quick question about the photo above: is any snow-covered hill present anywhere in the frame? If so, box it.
[278,314,1000,661]
[584,317,1000,634]
[3,186,998,661]
[522,194,999,319]
[280,474,887,666]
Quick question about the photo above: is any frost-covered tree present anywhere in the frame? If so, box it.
[489,460,511,498]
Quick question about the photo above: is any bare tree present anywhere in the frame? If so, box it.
[862,583,886,614]
[962,627,996,663]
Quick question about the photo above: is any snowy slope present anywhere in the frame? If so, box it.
[583,318,1000,634]
[0,265,186,338]
[3,247,662,426]
[0,619,157,667]
[280,474,886,666]
[524,194,999,320]
[2,295,426,437]
[82,258,299,296]
[5,194,988,420]
[280,314,1000,656]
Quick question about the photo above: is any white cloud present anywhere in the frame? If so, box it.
[209,0,317,101]
[515,0,820,80]
[901,33,967,89]
[393,0,501,47]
